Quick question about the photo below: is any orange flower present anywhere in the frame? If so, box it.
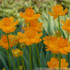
[0,34,19,50]
[18,30,42,46]
[49,4,68,19]
[19,7,41,22]
[0,17,19,33]
[61,19,70,33]
[47,57,68,68]
[9,34,19,47]
[12,49,23,57]
[43,36,70,54]
[22,20,43,32]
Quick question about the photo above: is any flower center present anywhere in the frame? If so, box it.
[25,7,35,17]
[53,62,59,68]
[1,35,8,43]
[53,4,63,13]
[57,38,68,48]
[2,18,11,26]
[25,30,37,39]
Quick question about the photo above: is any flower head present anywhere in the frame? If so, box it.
[49,4,68,19]
[2,68,6,70]
[18,30,42,46]
[0,17,19,33]
[61,19,70,33]
[47,57,68,68]
[22,20,43,32]
[19,7,41,22]
[0,34,19,50]
[43,36,70,54]
[19,65,23,70]
[12,49,23,57]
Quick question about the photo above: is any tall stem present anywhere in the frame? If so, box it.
[18,43,26,70]
[29,0,31,7]
[36,44,41,67]
[6,33,11,54]
[21,55,26,70]
[59,53,61,70]
[29,45,32,70]
[6,33,16,70]
[68,33,69,40]
[17,58,20,70]
[6,50,11,70]
[66,33,69,62]
[58,16,61,36]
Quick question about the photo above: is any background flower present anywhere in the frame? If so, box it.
[47,57,68,68]
[49,4,68,19]
[0,17,19,33]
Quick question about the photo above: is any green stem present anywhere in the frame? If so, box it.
[66,33,69,62]
[66,54,68,62]
[6,33,16,70]
[21,55,25,70]
[29,45,32,70]
[29,0,31,7]
[59,53,61,70]
[18,43,26,70]
[17,58,20,70]
[68,33,69,40]
[6,50,11,70]
[6,33,11,54]
[53,53,57,58]
[58,16,61,36]
[36,44,41,67]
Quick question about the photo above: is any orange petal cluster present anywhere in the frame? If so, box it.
[47,57,68,68]
[43,36,70,54]
[18,7,43,46]
[49,4,68,19]
[61,19,70,33]
[22,20,43,32]
[19,7,41,22]
[12,49,23,57]
[0,17,19,33]
[0,34,19,50]
[20,7,43,32]
[18,30,43,46]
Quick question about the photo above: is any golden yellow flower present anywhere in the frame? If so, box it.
[22,20,43,32]
[2,68,6,70]
[9,34,19,47]
[19,7,41,22]
[18,30,42,46]
[19,65,23,70]
[49,4,68,19]
[43,36,70,54]
[0,17,19,33]
[47,57,68,68]
[12,49,23,57]
[0,34,19,50]
[61,19,70,33]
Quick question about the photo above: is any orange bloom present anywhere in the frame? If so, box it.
[49,4,68,19]
[61,19,70,33]
[0,17,19,33]
[43,36,70,54]
[19,7,41,22]
[47,57,68,68]
[18,30,42,46]
[12,49,23,57]
[22,20,43,32]
[0,34,19,50]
